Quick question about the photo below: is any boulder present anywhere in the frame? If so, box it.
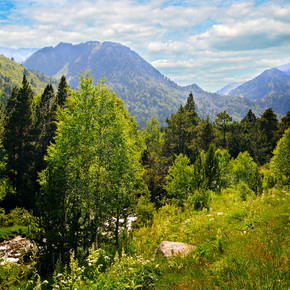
[155,241,196,258]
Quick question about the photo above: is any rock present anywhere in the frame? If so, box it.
[155,241,196,258]
[0,236,33,265]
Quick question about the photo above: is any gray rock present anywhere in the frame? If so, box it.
[155,241,196,258]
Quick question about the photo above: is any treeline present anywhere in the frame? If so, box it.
[0,73,289,276]
[142,92,289,206]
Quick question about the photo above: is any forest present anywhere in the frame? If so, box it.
[0,72,289,289]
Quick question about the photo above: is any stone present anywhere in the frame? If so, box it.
[155,241,196,258]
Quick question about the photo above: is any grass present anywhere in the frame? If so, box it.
[0,225,29,241]
[132,186,289,289]
[0,186,288,289]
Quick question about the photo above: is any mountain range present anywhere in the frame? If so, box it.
[23,41,265,126]
[228,68,290,115]
[1,41,289,126]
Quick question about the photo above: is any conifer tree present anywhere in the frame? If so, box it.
[215,110,232,148]
[3,75,35,209]
[57,75,69,107]
[163,93,199,163]
[196,116,215,151]
[204,144,219,190]
[257,108,279,164]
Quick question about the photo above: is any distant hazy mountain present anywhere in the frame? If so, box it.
[216,82,246,96]
[276,63,290,75]
[24,41,263,126]
[0,54,57,102]
[229,68,290,115]
[0,47,38,63]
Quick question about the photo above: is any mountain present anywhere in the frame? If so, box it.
[229,68,290,116]
[276,63,290,75]
[0,55,58,102]
[24,41,263,126]
[216,82,246,95]
[0,47,38,63]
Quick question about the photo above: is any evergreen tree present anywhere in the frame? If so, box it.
[215,110,232,148]
[228,121,247,158]
[56,75,69,107]
[163,93,199,163]
[196,116,215,151]
[204,144,219,190]
[257,108,279,164]
[36,84,57,171]
[3,75,35,209]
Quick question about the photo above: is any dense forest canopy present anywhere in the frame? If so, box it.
[0,72,289,288]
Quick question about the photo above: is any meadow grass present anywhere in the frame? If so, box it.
[132,186,289,289]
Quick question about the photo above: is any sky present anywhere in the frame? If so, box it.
[0,0,290,92]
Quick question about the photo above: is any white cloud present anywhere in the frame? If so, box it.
[0,0,289,91]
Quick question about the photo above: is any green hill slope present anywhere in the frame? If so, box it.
[0,55,57,102]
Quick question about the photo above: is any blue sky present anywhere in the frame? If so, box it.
[0,0,290,91]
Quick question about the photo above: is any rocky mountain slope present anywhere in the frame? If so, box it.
[229,68,290,115]
[24,41,262,126]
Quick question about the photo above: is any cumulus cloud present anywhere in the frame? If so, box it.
[0,0,289,91]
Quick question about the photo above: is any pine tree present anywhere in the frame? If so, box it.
[215,110,232,148]
[196,116,215,151]
[36,84,57,170]
[257,108,279,164]
[163,93,200,163]
[204,144,219,190]
[57,75,69,107]
[3,75,35,209]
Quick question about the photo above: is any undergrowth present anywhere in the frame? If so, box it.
[0,186,288,289]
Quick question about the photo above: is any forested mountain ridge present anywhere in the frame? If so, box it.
[23,41,263,126]
[229,68,290,115]
[0,55,58,102]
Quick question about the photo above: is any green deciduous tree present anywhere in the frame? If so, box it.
[229,151,262,195]
[270,128,290,181]
[38,73,143,268]
[164,154,194,206]
[141,117,166,206]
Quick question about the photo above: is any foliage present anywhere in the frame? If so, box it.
[2,75,36,209]
[229,151,262,194]
[0,207,39,240]
[270,128,290,182]
[38,72,143,269]
[0,54,57,103]
[164,153,209,209]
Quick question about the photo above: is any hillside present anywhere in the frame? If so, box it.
[0,55,58,102]
[230,68,290,115]
[24,41,262,126]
